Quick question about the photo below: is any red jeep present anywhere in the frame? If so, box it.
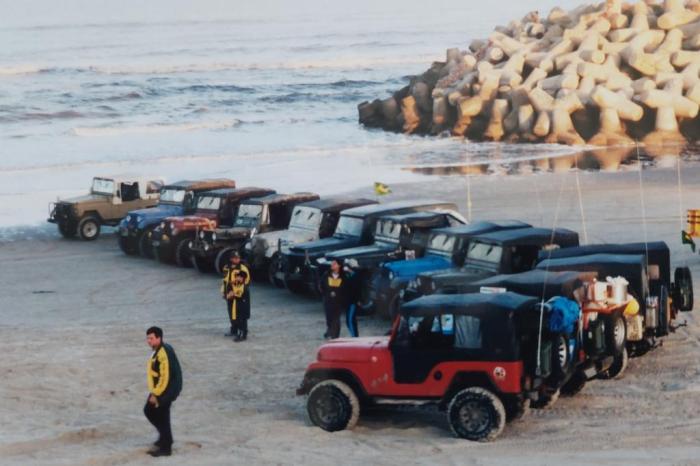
[297,292,558,441]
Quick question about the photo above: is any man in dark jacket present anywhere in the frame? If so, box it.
[221,252,251,342]
[320,259,355,339]
[144,326,183,457]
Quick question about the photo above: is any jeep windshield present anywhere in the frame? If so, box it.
[196,196,221,211]
[373,219,402,246]
[333,215,363,238]
[159,188,187,205]
[426,233,457,257]
[289,206,322,232]
[465,242,503,266]
[234,203,263,228]
[91,178,114,196]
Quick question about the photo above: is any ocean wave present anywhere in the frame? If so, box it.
[19,110,85,121]
[72,119,241,137]
[177,84,255,93]
[1,56,434,77]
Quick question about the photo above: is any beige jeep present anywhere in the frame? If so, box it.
[48,175,163,240]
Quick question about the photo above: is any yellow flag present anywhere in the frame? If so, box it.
[374,182,391,196]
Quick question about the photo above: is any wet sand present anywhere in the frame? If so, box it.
[1,164,700,465]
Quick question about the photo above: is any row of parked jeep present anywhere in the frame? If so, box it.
[48,175,696,441]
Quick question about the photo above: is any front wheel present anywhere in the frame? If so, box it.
[447,387,506,441]
[175,238,193,268]
[306,380,360,432]
[215,247,235,275]
[138,229,155,258]
[78,215,100,241]
[606,312,627,355]
[118,236,136,255]
[58,222,77,238]
[268,254,284,287]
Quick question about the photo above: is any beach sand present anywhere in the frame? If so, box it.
[1,164,700,465]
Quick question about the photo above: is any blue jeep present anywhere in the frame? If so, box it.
[117,179,236,257]
[364,220,530,318]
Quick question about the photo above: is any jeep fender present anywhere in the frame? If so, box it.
[441,371,501,409]
[81,210,103,222]
[298,369,368,401]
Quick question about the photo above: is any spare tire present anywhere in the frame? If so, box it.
[673,267,694,312]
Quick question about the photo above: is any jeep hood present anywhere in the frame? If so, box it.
[164,214,217,230]
[58,193,109,205]
[256,229,317,246]
[216,226,253,240]
[316,336,389,363]
[326,243,397,267]
[428,268,495,292]
[384,255,452,278]
[128,205,181,219]
[290,236,360,256]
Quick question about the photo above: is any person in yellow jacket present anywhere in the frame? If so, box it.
[221,251,251,341]
[144,326,182,457]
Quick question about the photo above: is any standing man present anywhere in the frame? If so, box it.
[320,259,356,339]
[221,251,251,342]
[144,326,182,457]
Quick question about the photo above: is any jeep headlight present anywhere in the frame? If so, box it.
[188,241,193,248]
[212,232,217,242]
[388,271,395,280]
[244,242,252,251]
[126,215,132,222]
[171,228,179,236]
[169,222,175,230]
[199,231,205,239]
[430,281,436,291]
[160,222,166,229]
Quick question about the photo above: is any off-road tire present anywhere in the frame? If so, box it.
[175,238,193,268]
[606,312,627,355]
[531,387,560,409]
[78,215,100,241]
[657,285,670,337]
[268,254,284,287]
[139,229,155,258]
[215,248,235,275]
[597,346,629,380]
[447,387,506,441]
[118,236,136,255]
[673,267,694,312]
[192,254,214,273]
[58,222,77,238]
[306,379,360,432]
[503,396,530,422]
[560,370,587,396]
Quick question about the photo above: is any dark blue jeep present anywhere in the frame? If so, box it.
[364,220,530,318]
[117,179,236,257]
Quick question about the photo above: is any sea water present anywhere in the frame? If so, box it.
[0,0,592,232]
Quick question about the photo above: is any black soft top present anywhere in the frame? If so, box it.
[299,196,377,213]
[379,211,454,229]
[429,220,532,238]
[198,187,275,200]
[473,227,580,247]
[341,199,457,219]
[400,291,538,318]
[537,242,670,285]
[472,269,596,300]
[243,192,319,206]
[164,179,236,192]
[537,253,647,296]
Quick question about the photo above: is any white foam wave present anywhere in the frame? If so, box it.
[72,119,241,137]
[0,65,44,76]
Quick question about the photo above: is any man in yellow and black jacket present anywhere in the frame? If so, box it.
[320,258,355,339]
[144,326,182,457]
[221,251,251,342]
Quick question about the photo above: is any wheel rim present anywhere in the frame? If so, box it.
[311,390,346,426]
[83,222,97,238]
[458,400,491,434]
[613,318,625,349]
